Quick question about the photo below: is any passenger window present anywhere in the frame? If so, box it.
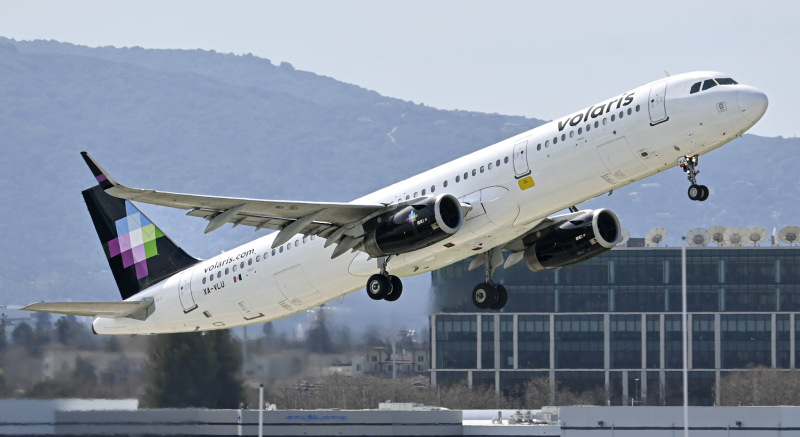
[248,258,253,265]
[627,108,632,115]
[225,268,229,275]
[488,163,493,170]
[611,114,615,122]
[233,264,237,272]
[603,118,607,125]
[561,134,566,141]
[619,111,623,118]
[295,240,299,247]
[586,124,591,132]
[463,172,468,180]
[414,192,418,197]
[594,121,599,128]
[421,189,426,195]
[209,274,214,282]
[431,185,436,192]
[577,128,582,135]
[471,169,476,176]
[553,137,558,145]
[272,249,276,256]
[545,140,550,148]
[202,277,207,284]
[504,157,509,163]
[569,131,574,138]
[496,159,501,167]
[257,255,261,262]
[240,261,245,268]
[279,247,283,253]
[303,236,307,243]
[479,166,484,173]
[690,82,701,94]
[455,175,460,182]
[217,271,222,278]
[702,79,717,90]
[405,195,410,200]
[286,243,291,251]
[443,180,448,187]
[537,144,541,151]
[635,105,640,112]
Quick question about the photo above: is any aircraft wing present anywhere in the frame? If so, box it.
[22,300,154,320]
[81,152,391,255]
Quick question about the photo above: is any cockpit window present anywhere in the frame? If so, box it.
[691,77,738,94]
[702,79,718,91]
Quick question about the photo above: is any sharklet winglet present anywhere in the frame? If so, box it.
[81,151,118,190]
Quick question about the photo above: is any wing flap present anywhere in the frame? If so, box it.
[22,299,154,320]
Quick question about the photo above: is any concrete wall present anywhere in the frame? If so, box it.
[557,406,800,436]
[53,408,462,436]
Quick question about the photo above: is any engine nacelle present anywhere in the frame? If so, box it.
[524,209,621,272]
[364,194,463,258]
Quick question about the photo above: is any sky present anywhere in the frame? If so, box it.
[0,0,797,138]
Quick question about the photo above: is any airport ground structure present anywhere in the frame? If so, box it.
[430,244,800,406]
[2,399,800,436]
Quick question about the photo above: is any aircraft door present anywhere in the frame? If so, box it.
[178,271,198,313]
[648,81,669,125]
[512,140,531,179]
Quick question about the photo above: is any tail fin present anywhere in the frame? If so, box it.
[83,185,199,300]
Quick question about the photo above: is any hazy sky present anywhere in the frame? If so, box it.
[0,0,796,138]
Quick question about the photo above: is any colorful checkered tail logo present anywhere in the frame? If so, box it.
[82,186,199,300]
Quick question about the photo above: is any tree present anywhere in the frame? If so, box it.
[306,306,335,354]
[717,366,800,406]
[55,316,71,345]
[0,313,7,354]
[524,377,552,408]
[12,321,40,356]
[142,330,244,408]
[27,356,106,399]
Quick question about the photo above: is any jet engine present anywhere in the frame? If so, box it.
[524,209,621,272]
[364,194,463,257]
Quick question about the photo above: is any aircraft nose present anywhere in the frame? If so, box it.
[737,87,768,123]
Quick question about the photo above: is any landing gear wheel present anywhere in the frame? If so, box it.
[688,184,709,201]
[384,276,403,302]
[490,284,508,310]
[366,274,392,300]
[472,282,498,310]
[688,184,701,201]
[698,185,709,201]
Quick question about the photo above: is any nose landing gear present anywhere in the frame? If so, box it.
[678,155,709,201]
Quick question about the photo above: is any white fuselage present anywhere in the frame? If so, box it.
[93,71,767,334]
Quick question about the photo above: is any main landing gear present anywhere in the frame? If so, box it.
[366,257,403,302]
[471,248,508,310]
[678,155,709,201]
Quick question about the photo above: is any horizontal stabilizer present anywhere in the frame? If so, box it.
[22,299,154,320]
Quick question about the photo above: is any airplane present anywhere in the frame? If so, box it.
[23,71,768,334]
